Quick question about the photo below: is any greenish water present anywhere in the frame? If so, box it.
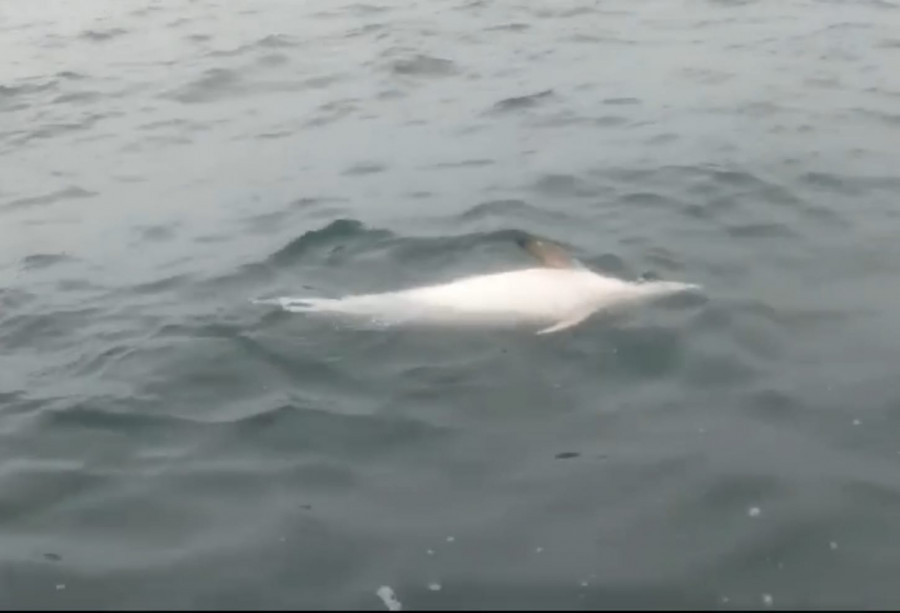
[3,0,900,608]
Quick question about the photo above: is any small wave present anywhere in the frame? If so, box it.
[218,219,579,301]
[741,388,801,423]
[531,173,597,198]
[255,34,300,49]
[457,199,570,226]
[0,79,59,100]
[207,34,301,58]
[346,3,391,14]
[266,219,392,267]
[21,253,74,271]
[79,28,128,42]
[425,159,494,169]
[0,288,38,311]
[69,343,141,379]
[532,5,600,18]
[0,308,101,351]
[164,68,242,104]
[51,91,103,105]
[40,398,208,434]
[304,96,359,127]
[130,274,191,295]
[163,66,324,105]
[604,97,641,106]
[261,219,582,273]
[136,223,178,243]
[485,23,530,32]
[725,222,796,239]
[4,186,96,211]
[488,89,555,114]
[389,55,459,77]
[239,210,292,234]
[342,162,387,176]
[683,350,761,388]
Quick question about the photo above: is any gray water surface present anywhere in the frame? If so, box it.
[3,0,900,608]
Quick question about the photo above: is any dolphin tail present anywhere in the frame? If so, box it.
[638,281,702,297]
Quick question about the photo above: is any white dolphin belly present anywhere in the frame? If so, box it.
[254,235,702,335]
[260,268,690,332]
[397,268,626,320]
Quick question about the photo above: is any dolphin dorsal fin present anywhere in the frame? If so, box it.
[517,236,586,270]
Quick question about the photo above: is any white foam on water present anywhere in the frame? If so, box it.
[377,586,402,611]
[762,593,773,607]
[830,541,838,550]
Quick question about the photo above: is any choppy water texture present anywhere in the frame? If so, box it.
[3,0,900,608]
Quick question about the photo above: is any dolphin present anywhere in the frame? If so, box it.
[254,236,702,335]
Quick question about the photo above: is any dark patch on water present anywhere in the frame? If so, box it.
[21,254,73,270]
[165,68,242,104]
[342,162,387,176]
[554,452,580,459]
[426,159,494,169]
[137,224,177,243]
[604,96,641,105]
[486,23,530,32]
[346,3,392,14]
[726,222,795,239]
[390,55,459,77]
[208,35,300,58]
[532,173,596,198]
[4,187,96,211]
[80,28,129,42]
[489,89,555,113]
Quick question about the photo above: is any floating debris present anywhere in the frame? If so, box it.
[377,586,402,611]
[748,507,761,518]
[830,541,838,550]
[428,582,442,592]
[762,593,773,607]
[446,536,455,543]
[555,451,580,460]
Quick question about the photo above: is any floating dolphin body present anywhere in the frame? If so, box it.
[254,237,702,335]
